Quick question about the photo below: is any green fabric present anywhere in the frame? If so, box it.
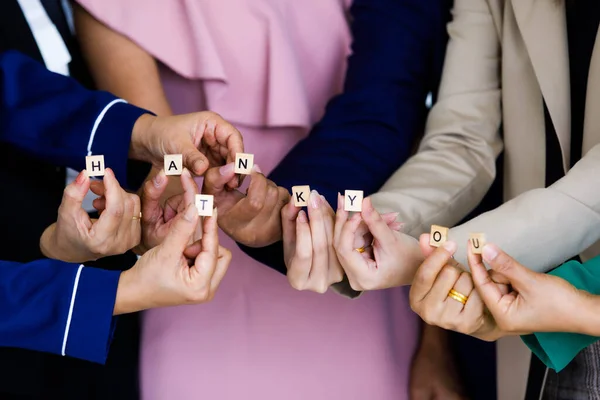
[521,257,600,371]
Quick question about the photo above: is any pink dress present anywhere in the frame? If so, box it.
[76,1,420,398]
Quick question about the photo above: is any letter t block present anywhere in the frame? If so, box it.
[195,194,214,216]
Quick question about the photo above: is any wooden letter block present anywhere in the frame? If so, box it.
[195,194,214,216]
[469,233,486,254]
[234,153,254,174]
[164,154,183,175]
[291,185,310,207]
[85,155,105,177]
[344,190,364,212]
[429,225,449,247]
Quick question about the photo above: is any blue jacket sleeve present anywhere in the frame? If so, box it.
[0,50,150,189]
[0,259,121,364]
[239,0,452,273]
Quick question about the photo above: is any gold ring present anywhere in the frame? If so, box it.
[448,289,468,305]
[132,212,142,221]
[355,246,366,253]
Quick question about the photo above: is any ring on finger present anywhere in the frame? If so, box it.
[447,288,468,305]
[132,211,142,221]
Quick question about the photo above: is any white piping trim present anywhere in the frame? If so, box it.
[537,367,549,400]
[86,99,127,156]
[61,264,84,356]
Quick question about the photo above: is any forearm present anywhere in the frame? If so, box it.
[450,144,600,272]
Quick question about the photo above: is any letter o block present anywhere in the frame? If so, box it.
[429,225,449,247]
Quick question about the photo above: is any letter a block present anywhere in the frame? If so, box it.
[429,225,449,247]
[344,190,364,212]
[291,185,310,207]
[469,233,486,254]
[234,153,254,174]
[195,194,214,216]
[85,155,105,177]
[164,154,183,176]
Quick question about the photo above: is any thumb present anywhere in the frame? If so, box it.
[418,233,436,258]
[159,203,199,253]
[482,244,531,292]
[61,170,90,212]
[202,162,235,196]
[141,169,168,225]
[182,143,210,176]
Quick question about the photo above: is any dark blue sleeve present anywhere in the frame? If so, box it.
[0,50,151,189]
[0,259,121,364]
[239,0,452,273]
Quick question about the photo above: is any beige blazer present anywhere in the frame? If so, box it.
[371,0,600,399]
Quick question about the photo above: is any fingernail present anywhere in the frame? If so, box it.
[219,162,234,176]
[153,170,165,187]
[182,168,192,178]
[442,240,457,253]
[390,212,400,220]
[297,210,308,223]
[320,194,326,202]
[337,192,342,210]
[483,244,499,262]
[75,170,87,185]
[184,204,198,221]
[252,164,262,174]
[310,190,321,209]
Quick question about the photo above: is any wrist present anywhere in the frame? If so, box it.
[114,269,145,315]
[572,290,600,335]
[40,224,58,259]
[129,113,156,163]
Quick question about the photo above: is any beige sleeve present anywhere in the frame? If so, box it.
[371,0,503,239]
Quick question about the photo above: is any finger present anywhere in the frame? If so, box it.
[128,193,142,245]
[94,168,125,234]
[193,208,219,281]
[351,213,399,250]
[61,170,91,214]
[161,203,199,253]
[89,180,105,197]
[482,244,533,293]
[141,169,168,226]
[468,241,504,313]
[418,233,436,258]
[336,213,371,272]
[282,200,301,258]
[410,241,458,303]
[361,197,397,250]
[307,191,329,291]
[202,162,235,197]
[182,142,211,176]
[209,245,232,297]
[240,166,268,216]
[333,192,347,248]
[211,115,244,189]
[320,194,344,284]
[92,196,106,213]
[444,271,473,318]
[180,168,199,209]
[288,210,313,285]
[426,264,463,307]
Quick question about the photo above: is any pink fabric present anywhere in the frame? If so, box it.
[76,1,419,398]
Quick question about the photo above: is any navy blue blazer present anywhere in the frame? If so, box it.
[239,0,453,273]
[0,50,148,364]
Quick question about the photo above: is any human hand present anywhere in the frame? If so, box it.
[410,325,468,400]
[409,236,507,341]
[40,169,141,263]
[333,197,423,290]
[201,162,290,247]
[470,244,588,335]
[284,193,401,293]
[90,168,199,254]
[114,200,232,314]
[129,112,244,189]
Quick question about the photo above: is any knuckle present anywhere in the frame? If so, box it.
[247,198,263,212]
[441,264,460,281]
[109,203,125,218]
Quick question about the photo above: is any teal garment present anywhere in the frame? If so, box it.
[521,256,600,371]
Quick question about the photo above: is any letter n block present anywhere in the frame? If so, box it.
[469,233,486,254]
[344,190,364,212]
[85,155,105,177]
[164,154,183,176]
[195,194,214,216]
[291,185,310,207]
[429,225,449,247]
[234,153,254,174]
